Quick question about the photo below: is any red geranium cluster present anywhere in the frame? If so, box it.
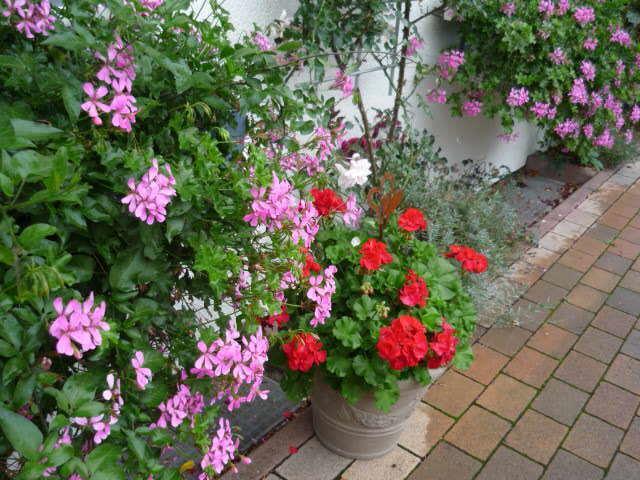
[398,208,427,232]
[427,320,458,369]
[399,270,429,308]
[359,238,393,271]
[282,333,327,372]
[302,253,321,278]
[445,245,488,273]
[376,315,428,370]
[310,188,346,216]
[261,304,290,327]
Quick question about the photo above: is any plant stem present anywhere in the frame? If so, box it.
[387,0,411,143]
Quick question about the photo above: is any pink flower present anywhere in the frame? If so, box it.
[331,70,354,98]
[610,27,631,47]
[554,119,580,138]
[506,87,529,107]
[462,100,482,117]
[121,158,177,224]
[580,61,596,81]
[201,418,238,474]
[140,0,163,11]
[569,78,589,105]
[342,193,363,228]
[49,294,108,359]
[538,0,554,17]
[131,351,152,390]
[253,32,272,51]
[81,82,111,125]
[7,0,55,38]
[426,88,447,104]
[437,50,465,80]
[500,2,516,16]
[583,37,598,51]
[594,128,614,148]
[630,105,640,123]
[110,93,138,132]
[573,6,595,25]
[405,36,424,57]
[530,102,556,119]
[556,0,570,15]
[583,123,594,139]
[549,48,567,65]
[307,265,337,327]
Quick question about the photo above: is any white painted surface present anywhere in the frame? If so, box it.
[194,0,538,173]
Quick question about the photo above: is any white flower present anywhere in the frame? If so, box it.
[351,237,361,247]
[443,7,456,21]
[335,154,371,190]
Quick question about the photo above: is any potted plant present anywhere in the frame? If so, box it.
[268,172,486,459]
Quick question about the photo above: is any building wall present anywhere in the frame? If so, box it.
[195,0,538,173]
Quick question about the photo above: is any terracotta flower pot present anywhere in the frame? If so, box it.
[311,367,446,459]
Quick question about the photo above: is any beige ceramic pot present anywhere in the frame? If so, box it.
[311,367,446,459]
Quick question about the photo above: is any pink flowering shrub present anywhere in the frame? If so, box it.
[0,1,333,478]
[433,0,640,167]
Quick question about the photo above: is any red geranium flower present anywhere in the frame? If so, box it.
[399,270,429,308]
[302,253,322,278]
[376,315,428,370]
[427,320,458,369]
[398,208,427,232]
[282,333,327,372]
[445,245,488,273]
[261,304,290,327]
[359,238,393,271]
[310,188,346,216]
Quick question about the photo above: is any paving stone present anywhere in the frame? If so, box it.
[558,249,599,273]
[574,327,623,363]
[620,417,640,461]
[265,475,281,480]
[588,224,619,243]
[552,220,588,240]
[542,264,583,289]
[226,408,314,480]
[538,232,573,254]
[606,354,640,395]
[524,247,561,269]
[595,252,633,275]
[541,449,604,480]
[585,382,640,429]
[504,347,559,388]
[423,371,484,417]
[634,257,640,271]
[532,378,589,426]
[620,270,640,293]
[621,330,640,360]
[609,239,640,260]
[565,209,599,227]
[506,260,546,287]
[547,302,595,335]
[573,235,609,256]
[604,453,640,480]
[506,410,568,464]
[276,437,351,480]
[407,442,481,480]
[566,284,608,313]
[479,326,531,357]
[528,323,578,359]
[444,406,511,460]
[599,211,629,230]
[524,280,568,307]
[341,446,419,480]
[476,374,536,421]
[580,199,609,216]
[620,226,640,245]
[606,287,640,316]
[458,344,509,385]
[591,306,637,338]
[609,202,638,218]
[511,298,551,332]
[554,351,607,392]
[581,267,621,293]
[563,414,624,468]
[398,403,453,457]
[475,446,544,480]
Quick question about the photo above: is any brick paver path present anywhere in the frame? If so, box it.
[228,163,640,480]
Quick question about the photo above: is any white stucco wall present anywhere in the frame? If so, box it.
[196,0,538,173]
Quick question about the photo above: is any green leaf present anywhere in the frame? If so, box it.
[352,355,379,386]
[49,443,73,466]
[125,430,147,462]
[374,383,399,413]
[42,32,85,51]
[277,40,303,52]
[0,405,43,460]
[340,378,363,405]
[62,86,81,122]
[0,172,14,196]
[75,401,104,417]
[0,339,16,357]
[332,317,361,349]
[18,223,57,250]
[10,119,63,142]
[452,342,474,370]
[86,444,121,473]
[326,354,351,378]
[13,374,36,407]
[0,244,15,266]
[160,58,192,93]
